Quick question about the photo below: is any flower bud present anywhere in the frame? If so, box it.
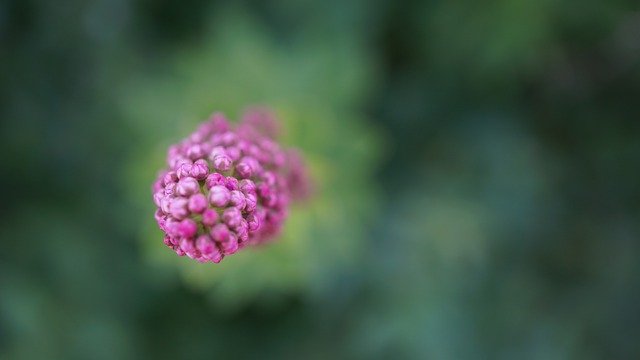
[176,177,199,196]
[163,171,178,186]
[235,162,253,178]
[239,179,256,195]
[220,233,238,255]
[177,218,198,238]
[236,220,249,243]
[164,182,176,196]
[225,146,241,161]
[186,144,205,159]
[244,193,257,213]
[205,172,225,188]
[225,177,239,191]
[153,191,165,207]
[262,171,276,186]
[220,131,237,146]
[223,207,242,228]
[210,223,230,243]
[160,197,172,214]
[190,159,209,180]
[153,109,311,263]
[202,209,219,227]
[169,197,189,219]
[188,193,207,213]
[208,185,230,207]
[177,162,193,179]
[213,154,232,171]
[195,234,216,257]
[240,156,261,174]
[229,190,246,210]
[246,213,261,232]
[179,237,197,258]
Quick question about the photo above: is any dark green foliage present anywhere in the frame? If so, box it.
[1,0,638,359]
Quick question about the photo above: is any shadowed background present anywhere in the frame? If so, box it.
[1,0,639,359]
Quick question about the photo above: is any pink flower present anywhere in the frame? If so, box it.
[152,108,311,263]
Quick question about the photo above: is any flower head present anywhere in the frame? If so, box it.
[152,109,311,263]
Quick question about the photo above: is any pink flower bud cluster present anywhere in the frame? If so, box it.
[152,109,311,263]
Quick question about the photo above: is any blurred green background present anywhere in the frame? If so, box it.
[1,0,639,359]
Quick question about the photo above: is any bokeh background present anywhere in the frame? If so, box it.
[1,0,640,359]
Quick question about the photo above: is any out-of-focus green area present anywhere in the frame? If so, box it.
[1,0,639,359]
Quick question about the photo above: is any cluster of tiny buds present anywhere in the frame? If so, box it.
[152,108,311,263]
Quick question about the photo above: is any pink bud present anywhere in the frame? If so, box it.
[155,210,167,228]
[205,172,225,188]
[255,207,268,223]
[213,154,232,171]
[197,236,223,262]
[169,156,191,170]
[164,182,176,196]
[153,191,165,207]
[221,233,239,255]
[208,185,230,207]
[258,184,278,207]
[186,144,205,159]
[210,223,230,243]
[176,177,199,196]
[200,142,212,155]
[162,171,178,186]
[240,157,261,174]
[235,162,253,178]
[210,252,223,263]
[225,177,239,191]
[229,190,246,210]
[239,179,256,194]
[195,235,221,259]
[188,193,207,213]
[177,162,193,179]
[179,237,198,258]
[223,207,242,228]
[236,220,249,243]
[189,159,209,180]
[246,213,260,232]
[225,146,241,161]
[209,146,226,159]
[177,218,198,238]
[202,209,219,227]
[165,219,180,237]
[189,131,204,143]
[220,132,237,146]
[262,171,277,186]
[244,193,257,213]
[160,197,172,214]
[169,197,189,219]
